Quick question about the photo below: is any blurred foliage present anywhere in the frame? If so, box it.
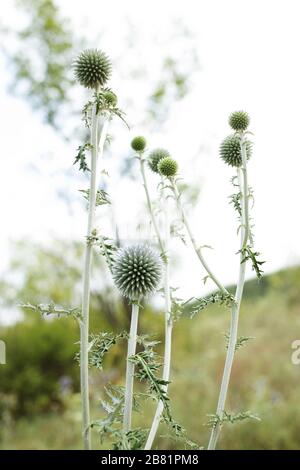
[4,1,199,141]
[6,0,78,128]
[0,317,79,418]
[0,239,162,425]
[1,237,300,449]
[1,239,124,331]
[145,25,200,128]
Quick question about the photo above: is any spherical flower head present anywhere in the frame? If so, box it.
[131,136,147,152]
[112,244,162,301]
[229,111,250,131]
[148,148,170,173]
[73,49,112,89]
[220,134,252,167]
[103,90,117,106]
[158,157,178,177]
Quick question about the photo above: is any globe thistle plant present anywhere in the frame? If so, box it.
[113,244,161,434]
[219,134,252,167]
[131,136,147,153]
[229,110,250,131]
[131,141,174,449]
[208,112,263,450]
[158,157,178,177]
[73,49,112,89]
[148,148,170,173]
[73,48,113,450]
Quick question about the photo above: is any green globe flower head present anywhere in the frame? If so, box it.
[220,134,252,167]
[158,157,178,177]
[103,89,117,106]
[112,245,162,301]
[131,136,147,152]
[148,148,170,173]
[73,49,112,89]
[229,111,250,131]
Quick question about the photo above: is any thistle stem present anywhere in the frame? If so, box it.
[80,100,109,450]
[139,155,165,255]
[145,186,172,450]
[123,303,139,433]
[171,179,228,295]
[207,135,249,450]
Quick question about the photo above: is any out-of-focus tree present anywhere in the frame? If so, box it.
[4,0,80,130]
[4,0,199,135]
[3,0,203,209]
[0,239,124,331]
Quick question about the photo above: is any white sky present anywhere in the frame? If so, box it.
[1,0,300,303]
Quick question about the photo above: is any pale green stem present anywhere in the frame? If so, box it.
[207,134,249,450]
[80,98,108,450]
[139,155,165,255]
[145,185,172,450]
[171,179,228,295]
[123,303,139,433]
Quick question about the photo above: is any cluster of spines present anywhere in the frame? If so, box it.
[73,49,112,89]
[131,136,147,152]
[103,89,118,107]
[148,148,170,173]
[220,111,252,167]
[219,134,252,167]
[158,157,178,177]
[112,245,162,301]
[229,111,250,131]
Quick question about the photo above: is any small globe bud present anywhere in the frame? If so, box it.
[158,157,178,177]
[220,134,252,167]
[148,148,170,173]
[103,90,117,106]
[73,49,112,89]
[131,136,147,152]
[229,111,250,131]
[112,245,162,301]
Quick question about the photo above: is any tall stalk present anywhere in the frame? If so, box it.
[74,48,113,450]
[80,102,98,450]
[207,134,250,450]
[131,147,174,449]
[80,103,109,449]
[139,155,165,254]
[145,184,172,450]
[170,179,228,295]
[123,303,140,433]
[142,150,230,448]
[112,244,162,442]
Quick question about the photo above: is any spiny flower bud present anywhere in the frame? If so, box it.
[229,111,250,131]
[220,134,252,167]
[158,157,178,177]
[131,136,147,152]
[73,49,112,89]
[112,245,162,301]
[148,148,170,173]
[103,89,117,106]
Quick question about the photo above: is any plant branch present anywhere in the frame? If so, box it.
[139,155,165,256]
[123,303,140,433]
[145,183,172,450]
[80,97,109,450]
[171,179,228,294]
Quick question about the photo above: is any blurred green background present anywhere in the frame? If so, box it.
[1,239,300,449]
[1,0,300,450]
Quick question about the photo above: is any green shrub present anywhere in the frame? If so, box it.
[0,317,79,418]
